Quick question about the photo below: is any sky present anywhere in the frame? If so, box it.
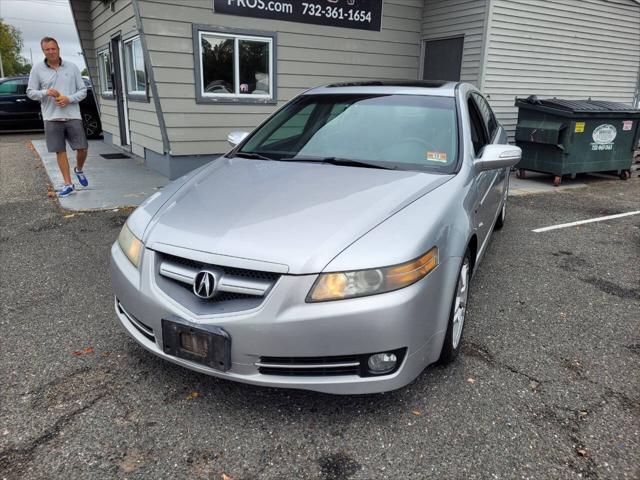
[1,0,86,71]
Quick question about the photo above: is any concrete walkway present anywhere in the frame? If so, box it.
[32,139,168,211]
[509,170,587,196]
[509,168,637,196]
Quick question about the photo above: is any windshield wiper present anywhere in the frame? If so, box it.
[280,156,396,170]
[234,151,274,161]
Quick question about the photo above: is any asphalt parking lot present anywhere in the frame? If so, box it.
[1,133,638,480]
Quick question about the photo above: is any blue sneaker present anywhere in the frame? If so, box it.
[57,184,75,197]
[74,167,88,187]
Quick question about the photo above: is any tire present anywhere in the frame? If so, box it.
[82,111,102,139]
[494,177,509,230]
[439,250,472,365]
[494,199,507,230]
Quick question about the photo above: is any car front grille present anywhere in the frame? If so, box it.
[154,252,282,314]
[256,349,407,377]
[257,355,361,376]
[160,253,281,283]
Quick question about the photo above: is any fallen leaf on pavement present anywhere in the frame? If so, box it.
[63,214,75,219]
[411,410,422,416]
[101,351,111,357]
[467,377,476,384]
[72,347,94,356]
[576,447,590,458]
[222,474,233,480]
[186,391,201,400]
[47,191,56,198]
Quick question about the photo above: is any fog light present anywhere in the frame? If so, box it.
[367,352,398,374]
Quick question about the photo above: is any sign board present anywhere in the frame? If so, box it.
[590,124,617,151]
[213,0,383,31]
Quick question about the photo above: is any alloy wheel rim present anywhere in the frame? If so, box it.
[452,258,470,349]
[502,184,508,221]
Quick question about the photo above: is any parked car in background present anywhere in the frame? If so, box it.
[0,76,102,138]
[111,81,521,394]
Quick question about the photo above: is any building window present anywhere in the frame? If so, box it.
[97,49,113,96]
[123,36,146,96]
[198,30,274,101]
[422,36,464,82]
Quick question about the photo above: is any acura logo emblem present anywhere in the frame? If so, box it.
[193,270,217,299]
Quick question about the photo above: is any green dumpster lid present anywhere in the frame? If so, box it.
[515,96,639,114]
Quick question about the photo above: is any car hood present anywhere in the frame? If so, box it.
[145,158,452,274]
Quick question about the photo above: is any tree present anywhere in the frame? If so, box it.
[81,68,89,76]
[0,20,32,76]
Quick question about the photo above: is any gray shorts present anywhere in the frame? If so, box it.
[44,120,88,153]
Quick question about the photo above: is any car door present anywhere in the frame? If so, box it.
[0,78,42,131]
[468,95,495,248]
[471,92,506,218]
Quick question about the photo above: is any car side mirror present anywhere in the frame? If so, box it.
[475,145,522,172]
[227,131,250,148]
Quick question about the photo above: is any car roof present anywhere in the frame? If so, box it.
[305,80,460,97]
[0,75,93,89]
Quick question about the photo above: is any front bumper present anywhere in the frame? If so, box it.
[110,243,460,394]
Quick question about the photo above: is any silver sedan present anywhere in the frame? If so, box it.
[110,81,521,394]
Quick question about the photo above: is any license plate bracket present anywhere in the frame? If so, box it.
[161,317,231,371]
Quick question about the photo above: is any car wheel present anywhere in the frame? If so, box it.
[494,178,509,230]
[494,200,507,230]
[82,111,101,139]
[439,250,471,364]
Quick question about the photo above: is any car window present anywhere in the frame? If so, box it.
[241,94,459,173]
[262,104,315,146]
[467,97,489,157]
[0,79,27,96]
[471,92,498,140]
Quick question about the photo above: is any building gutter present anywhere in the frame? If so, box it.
[131,0,170,155]
[478,0,494,93]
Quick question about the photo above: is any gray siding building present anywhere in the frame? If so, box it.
[70,0,640,179]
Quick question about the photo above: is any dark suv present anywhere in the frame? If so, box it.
[0,76,102,138]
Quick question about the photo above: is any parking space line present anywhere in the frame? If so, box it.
[532,211,640,233]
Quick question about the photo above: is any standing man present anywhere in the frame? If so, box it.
[27,37,89,197]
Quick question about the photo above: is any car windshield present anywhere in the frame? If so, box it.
[239,94,458,173]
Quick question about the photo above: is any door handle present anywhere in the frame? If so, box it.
[16,99,27,102]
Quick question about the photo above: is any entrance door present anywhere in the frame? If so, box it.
[422,37,464,82]
[110,35,130,146]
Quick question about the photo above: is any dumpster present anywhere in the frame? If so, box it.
[514,96,640,186]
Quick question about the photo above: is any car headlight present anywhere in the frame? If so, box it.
[307,247,438,302]
[118,222,144,268]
